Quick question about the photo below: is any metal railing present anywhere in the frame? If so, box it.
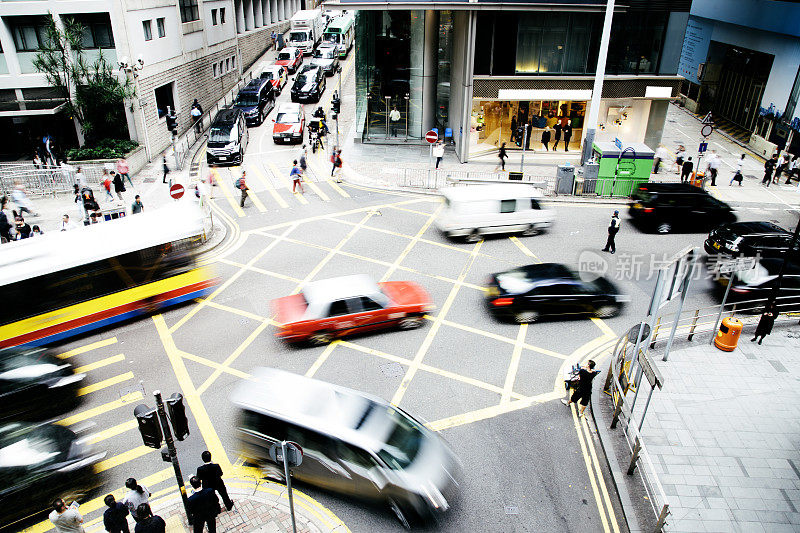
[397,168,558,193]
[0,163,114,199]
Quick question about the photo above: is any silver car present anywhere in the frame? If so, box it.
[311,45,339,76]
[231,367,462,527]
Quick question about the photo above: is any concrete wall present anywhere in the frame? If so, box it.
[449,11,472,161]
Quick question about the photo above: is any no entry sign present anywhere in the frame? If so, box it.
[425,130,438,144]
[169,183,185,199]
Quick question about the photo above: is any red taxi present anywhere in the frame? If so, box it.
[259,64,287,94]
[275,47,303,74]
[272,275,435,345]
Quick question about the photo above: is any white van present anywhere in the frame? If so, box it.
[288,9,324,55]
[435,184,554,242]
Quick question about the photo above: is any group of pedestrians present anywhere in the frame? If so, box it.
[49,451,233,533]
[762,152,799,187]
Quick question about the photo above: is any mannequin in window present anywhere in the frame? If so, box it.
[562,120,573,152]
[553,120,563,150]
[510,115,518,143]
[541,127,551,151]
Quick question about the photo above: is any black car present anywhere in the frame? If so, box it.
[0,347,85,421]
[629,183,736,234]
[705,221,797,258]
[486,263,628,323]
[291,65,326,103]
[233,78,276,126]
[725,258,800,309]
[0,422,105,527]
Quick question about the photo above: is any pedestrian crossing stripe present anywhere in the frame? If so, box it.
[251,163,289,208]
[94,445,155,473]
[303,170,331,202]
[307,156,350,198]
[57,391,142,425]
[77,371,134,396]
[211,168,246,217]
[230,165,267,213]
[266,160,310,204]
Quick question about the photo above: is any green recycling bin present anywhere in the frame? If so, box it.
[592,142,655,197]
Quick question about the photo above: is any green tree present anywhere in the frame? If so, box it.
[33,15,135,145]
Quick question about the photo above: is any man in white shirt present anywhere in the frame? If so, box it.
[652,145,670,174]
[706,151,721,186]
[60,214,75,231]
[49,499,85,533]
[389,106,401,137]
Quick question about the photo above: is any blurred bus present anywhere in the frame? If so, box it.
[0,204,217,348]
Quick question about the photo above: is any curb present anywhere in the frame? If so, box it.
[670,103,766,164]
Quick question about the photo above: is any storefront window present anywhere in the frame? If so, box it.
[606,11,669,75]
[515,13,594,75]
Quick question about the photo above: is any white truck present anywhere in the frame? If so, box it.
[288,9,324,56]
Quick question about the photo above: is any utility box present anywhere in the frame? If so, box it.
[592,142,654,197]
[556,165,575,194]
[582,163,599,194]
[508,171,523,181]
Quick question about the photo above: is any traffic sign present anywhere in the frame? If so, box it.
[701,112,714,124]
[425,130,438,144]
[698,142,708,154]
[269,441,303,467]
[701,124,714,137]
[169,183,185,199]
[614,137,623,150]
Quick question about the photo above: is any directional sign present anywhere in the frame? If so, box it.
[425,130,438,144]
[169,183,185,199]
[698,142,708,154]
[269,441,303,467]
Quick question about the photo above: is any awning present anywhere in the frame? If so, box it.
[496,89,592,101]
[0,100,67,117]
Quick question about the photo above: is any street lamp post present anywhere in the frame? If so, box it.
[581,0,616,165]
[119,57,150,162]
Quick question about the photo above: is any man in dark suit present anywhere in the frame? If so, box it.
[187,476,220,533]
[196,451,233,511]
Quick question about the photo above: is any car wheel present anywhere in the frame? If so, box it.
[388,499,411,530]
[595,305,620,318]
[465,230,481,243]
[656,222,672,234]
[398,316,424,329]
[514,310,539,323]
[522,224,540,236]
[309,331,333,346]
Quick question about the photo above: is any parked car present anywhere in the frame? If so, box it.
[290,65,327,103]
[311,45,339,76]
[259,63,288,94]
[232,367,462,527]
[233,78,276,126]
[0,422,106,527]
[206,108,249,165]
[485,263,629,323]
[272,102,305,144]
[436,184,555,242]
[723,258,800,310]
[629,183,736,234]
[275,46,303,73]
[704,221,798,258]
[272,274,434,344]
[0,347,85,421]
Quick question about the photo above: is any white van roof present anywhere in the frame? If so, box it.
[441,184,544,203]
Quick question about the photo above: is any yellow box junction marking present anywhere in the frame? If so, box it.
[502,324,528,403]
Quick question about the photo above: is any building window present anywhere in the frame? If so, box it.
[213,63,218,77]
[143,20,153,41]
[10,17,49,52]
[231,56,236,69]
[211,9,218,26]
[225,58,230,72]
[179,0,200,23]
[157,18,166,38]
[70,14,115,49]
[219,60,224,74]
[220,8,226,24]
[154,82,176,119]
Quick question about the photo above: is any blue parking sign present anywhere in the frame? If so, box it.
[698,142,708,153]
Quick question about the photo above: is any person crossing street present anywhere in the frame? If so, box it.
[236,171,249,207]
[290,160,305,194]
[561,360,599,417]
[602,210,621,254]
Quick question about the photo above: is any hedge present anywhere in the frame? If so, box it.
[65,139,139,161]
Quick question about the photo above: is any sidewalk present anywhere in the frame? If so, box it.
[84,477,350,533]
[592,322,800,533]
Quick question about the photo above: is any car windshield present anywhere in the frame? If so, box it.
[314,49,334,59]
[277,52,292,61]
[290,31,308,42]
[235,94,258,107]
[631,188,656,203]
[276,112,300,124]
[261,70,274,80]
[0,426,68,467]
[495,269,535,294]
[323,33,338,44]
[375,407,424,470]
[296,73,311,85]
[209,125,233,143]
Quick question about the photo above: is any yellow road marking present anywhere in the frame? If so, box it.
[86,420,138,444]
[73,353,125,374]
[305,341,339,377]
[94,445,154,473]
[169,224,296,333]
[212,168,246,217]
[196,320,271,395]
[306,153,351,198]
[153,314,231,471]
[204,300,274,323]
[509,236,540,262]
[77,371,134,396]
[231,165,267,212]
[435,317,568,360]
[381,203,443,282]
[218,258,302,283]
[428,390,563,432]
[252,164,289,208]
[384,204,440,217]
[180,349,252,380]
[502,324,527,403]
[56,337,118,359]
[580,413,621,533]
[392,241,482,406]
[326,176,350,197]
[591,317,616,338]
[267,160,309,204]
[571,403,612,533]
[302,169,331,201]
[57,392,143,426]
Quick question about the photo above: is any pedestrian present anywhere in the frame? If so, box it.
[652,145,668,174]
[33,152,43,169]
[196,450,234,511]
[673,145,685,173]
[730,153,745,186]
[191,99,203,135]
[162,156,169,184]
[389,106,401,137]
[786,155,798,185]
[332,149,343,183]
[117,158,134,189]
[236,171,249,207]
[524,121,533,151]
[31,224,43,236]
[681,156,694,183]
[271,30,277,49]
[112,171,126,201]
[751,306,776,345]
[762,155,777,187]
[496,142,507,171]
[0,196,13,243]
[133,504,165,533]
[552,121,562,150]
[14,212,31,239]
[560,360,599,417]
[60,159,75,185]
[187,476,220,533]
[49,498,85,533]
[80,186,99,225]
[433,140,445,169]
[299,145,308,174]
[707,150,720,186]
[102,170,114,201]
[601,210,621,254]
[541,127,551,151]
[131,195,144,214]
[562,119,573,151]
[12,179,37,216]
[122,478,151,523]
[290,160,305,194]
[103,494,130,533]
[61,214,75,231]
[75,166,87,189]
[775,153,789,184]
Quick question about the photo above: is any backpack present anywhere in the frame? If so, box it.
[235,177,244,189]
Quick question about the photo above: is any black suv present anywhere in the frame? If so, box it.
[705,221,798,258]
[234,78,275,126]
[629,183,736,234]
[291,65,326,103]
[206,108,248,165]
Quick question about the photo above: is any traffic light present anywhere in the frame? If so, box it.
[165,107,178,135]
[134,404,163,449]
[331,94,340,114]
[165,393,190,441]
